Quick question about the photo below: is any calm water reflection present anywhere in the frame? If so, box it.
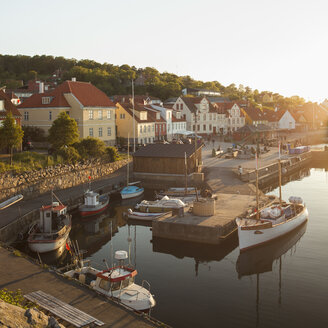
[68,168,328,328]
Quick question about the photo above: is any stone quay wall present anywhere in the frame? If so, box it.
[0,159,130,202]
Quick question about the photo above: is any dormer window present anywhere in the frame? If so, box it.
[42,97,51,105]
[0,100,4,111]
[156,113,160,120]
[140,112,147,120]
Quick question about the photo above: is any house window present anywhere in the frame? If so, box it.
[152,125,154,131]
[203,114,206,121]
[89,128,93,136]
[107,110,111,119]
[24,111,29,121]
[120,113,125,119]
[140,125,142,133]
[98,110,103,120]
[209,124,212,130]
[155,125,158,132]
[49,111,52,120]
[159,125,161,132]
[107,127,111,136]
[99,127,103,137]
[148,125,150,132]
[193,125,196,131]
[89,110,93,120]
[197,125,200,131]
[209,114,212,120]
[42,97,51,104]
[203,124,206,131]
[144,125,146,132]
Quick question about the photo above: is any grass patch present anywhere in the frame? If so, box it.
[0,289,30,309]
[0,152,61,173]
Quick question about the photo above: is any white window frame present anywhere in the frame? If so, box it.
[98,127,103,137]
[98,110,103,120]
[89,128,93,136]
[89,110,93,120]
[107,110,111,119]
[24,111,29,121]
[107,127,111,136]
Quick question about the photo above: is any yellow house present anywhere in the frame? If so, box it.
[116,102,155,145]
[18,80,117,145]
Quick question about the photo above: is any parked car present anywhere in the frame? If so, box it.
[22,140,33,151]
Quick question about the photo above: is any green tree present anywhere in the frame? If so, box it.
[48,112,79,150]
[73,137,106,159]
[0,112,24,164]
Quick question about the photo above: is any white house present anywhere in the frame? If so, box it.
[173,96,217,135]
[150,104,173,141]
[265,109,296,130]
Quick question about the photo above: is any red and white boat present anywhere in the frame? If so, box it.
[64,250,155,311]
[28,196,71,253]
[78,190,109,217]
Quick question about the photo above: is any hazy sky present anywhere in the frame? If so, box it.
[2,0,327,101]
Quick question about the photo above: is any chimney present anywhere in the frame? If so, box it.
[71,77,76,82]
[39,82,44,94]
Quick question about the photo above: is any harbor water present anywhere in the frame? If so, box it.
[66,167,327,327]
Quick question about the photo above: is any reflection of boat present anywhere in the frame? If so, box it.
[126,209,167,221]
[236,221,307,278]
[64,250,155,311]
[135,196,186,213]
[28,193,71,253]
[236,152,308,251]
[78,190,109,217]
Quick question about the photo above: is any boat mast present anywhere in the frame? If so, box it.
[278,142,282,205]
[127,133,130,186]
[132,79,136,153]
[184,152,187,195]
[255,152,260,220]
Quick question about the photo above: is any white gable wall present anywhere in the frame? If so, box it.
[279,111,295,130]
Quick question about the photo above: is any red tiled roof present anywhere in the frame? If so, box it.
[242,107,268,121]
[119,103,155,123]
[0,90,22,117]
[19,81,115,109]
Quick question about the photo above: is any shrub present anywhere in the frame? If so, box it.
[55,146,80,163]
[73,137,106,159]
[22,126,46,142]
[106,146,120,162]
[0,289,28,309]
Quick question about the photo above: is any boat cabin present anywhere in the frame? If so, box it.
[84,191,100,207]
[94,267,137,292]
[39,202,67,233]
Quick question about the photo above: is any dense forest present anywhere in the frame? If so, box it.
[0,54,306,109]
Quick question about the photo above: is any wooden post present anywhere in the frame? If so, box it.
[278,159,282,205]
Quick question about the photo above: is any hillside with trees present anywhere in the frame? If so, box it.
[0,54,306,109]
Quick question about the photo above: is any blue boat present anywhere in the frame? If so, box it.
[120,185,144,199]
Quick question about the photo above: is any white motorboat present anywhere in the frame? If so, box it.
[135,196,186,213]
[236,150,308,252]
[125,208,166,221]
[28,194,71,253]
[64,250,155,312]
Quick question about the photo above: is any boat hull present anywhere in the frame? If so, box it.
[237,207,308,252]
[127,211,165,220]
[78,197,109,217]
[121,189,144,199]
[28,227,71,253]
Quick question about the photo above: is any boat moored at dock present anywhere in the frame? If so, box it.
[28,194,71,253]
[78,190,109,217]
[64,250,155,312]
[135,196,186,213]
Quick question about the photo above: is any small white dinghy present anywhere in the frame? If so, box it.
[135,196,186,213]
[64,250,155,312]
[0,194,23,210]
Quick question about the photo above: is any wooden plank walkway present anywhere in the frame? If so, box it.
[25,290,104,327]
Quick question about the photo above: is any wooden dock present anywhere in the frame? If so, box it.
[152,193,274,244]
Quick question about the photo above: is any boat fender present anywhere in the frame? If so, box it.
[90,280,96,288]
[79,273,86,284]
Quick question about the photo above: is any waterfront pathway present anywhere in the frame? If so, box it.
[0,246,159,327]
[0,165,129,229]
